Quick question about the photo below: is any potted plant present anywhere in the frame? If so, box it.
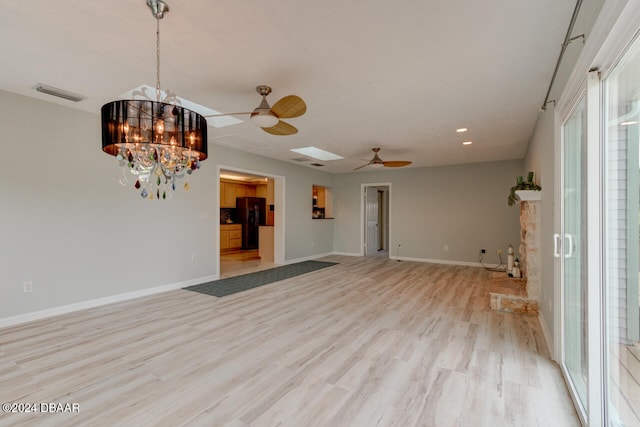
[508,171,541,206]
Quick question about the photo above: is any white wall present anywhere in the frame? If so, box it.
[0,90,218,318]
[332,160,523,264]
[0,90,335,320]
[524,111,555,339]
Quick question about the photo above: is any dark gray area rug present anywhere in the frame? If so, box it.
[184,260,338,297]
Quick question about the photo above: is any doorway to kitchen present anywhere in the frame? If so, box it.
[218,166,285,278]
[362,183,390,258]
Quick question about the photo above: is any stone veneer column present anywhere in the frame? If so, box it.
[519,200,540,301]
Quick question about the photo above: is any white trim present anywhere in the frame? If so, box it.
[0,274,218,330]
[538,312,554,357]
[285,252,335,264]
[390,256,482,267]
[586,69,605,427]
[217,164,287,271]
[331,251,361,257]
[360,182,392,257]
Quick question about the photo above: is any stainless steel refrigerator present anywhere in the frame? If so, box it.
[236,197,266,249]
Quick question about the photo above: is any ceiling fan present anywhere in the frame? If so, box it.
[354,148,412,171]
[206,85,306,136]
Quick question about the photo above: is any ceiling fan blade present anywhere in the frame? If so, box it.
[271,95,306,119]
[383,161,412,167]
[261,120,298,136]
[353,163,371,171]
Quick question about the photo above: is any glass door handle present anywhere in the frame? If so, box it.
[564,233,574,258]
[554,233,562,258]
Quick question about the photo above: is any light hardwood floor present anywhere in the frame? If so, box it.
[0,256,579,426]
[220,249,275,279]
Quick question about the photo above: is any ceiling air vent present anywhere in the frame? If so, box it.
[34,83,85,102]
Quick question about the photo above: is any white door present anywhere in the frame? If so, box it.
[560,94,588,413]
[365,187,379,255]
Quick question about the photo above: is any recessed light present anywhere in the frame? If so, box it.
[620,120,639,126]
[456,128,468,133]
[462,141,473,145]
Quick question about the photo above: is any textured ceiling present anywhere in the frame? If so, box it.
[0,0,584,173]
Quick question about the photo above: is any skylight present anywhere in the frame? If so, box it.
[119,85,243,128]
[290,146,344,161]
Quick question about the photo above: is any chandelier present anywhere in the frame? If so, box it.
[100,0,207,200]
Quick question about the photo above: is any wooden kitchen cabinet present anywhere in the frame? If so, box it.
[235,184,256,198]
[256,184,267,198]
[220,228,230,249]
[220,224,242,251]
[221,180,258,207]
[316,186,326,208]
[220,183,237,208]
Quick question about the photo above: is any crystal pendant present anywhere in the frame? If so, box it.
[134,180,141,189]
[118,169,129,186]
[141,188,148,198]
[184,182,190,191]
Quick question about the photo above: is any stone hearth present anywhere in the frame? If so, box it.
[489,198,541,316]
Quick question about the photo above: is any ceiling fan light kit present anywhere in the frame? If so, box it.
[250,85,280,128]
[251,113,279,128]
[206,85,306,136]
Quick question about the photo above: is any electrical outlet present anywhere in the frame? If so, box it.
[23,280,33,293]
[480,248,486,254]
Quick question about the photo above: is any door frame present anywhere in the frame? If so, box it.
[360,182,391,256]
[216,165,286,276]
[554,71,604,426]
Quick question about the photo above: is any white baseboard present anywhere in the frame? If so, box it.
[538,312,555,360]
[331,251,361,257]
[389,255,483,267]
[0,274,219,330]
[285,252,335,264]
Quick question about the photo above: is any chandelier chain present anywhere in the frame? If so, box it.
[155,15,161,102]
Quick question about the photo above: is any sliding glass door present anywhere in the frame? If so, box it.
[603,34,640,427]
[554,4,640,425]
[561,95,589,416]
